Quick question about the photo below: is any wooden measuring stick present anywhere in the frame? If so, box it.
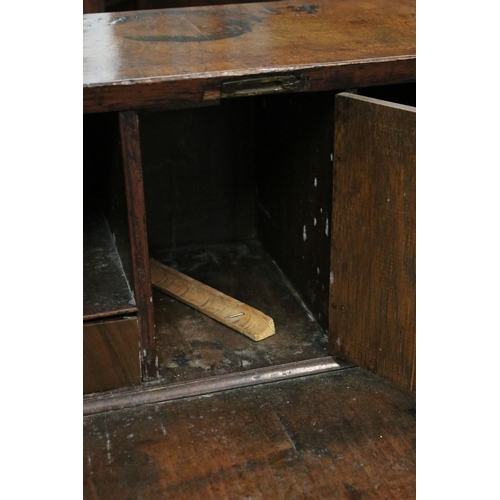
[150,258,275,341]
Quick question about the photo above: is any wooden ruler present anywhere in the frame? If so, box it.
[150,258,275,341]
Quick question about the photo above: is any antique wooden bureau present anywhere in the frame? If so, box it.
[83,0,416,409]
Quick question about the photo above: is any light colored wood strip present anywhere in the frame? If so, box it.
[150,258,275,341]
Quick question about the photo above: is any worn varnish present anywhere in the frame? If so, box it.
[83,367,415,498]
[84,317,141,394]
[330,93,416,391]
[83,0,416,112]
[152,241,329,384]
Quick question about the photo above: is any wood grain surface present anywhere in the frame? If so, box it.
[83,317,141,394]
[329,93,416,391]
[119,111,158,381]
[84,367,416,498]
[83,0,416,112]
[151,258,275,341]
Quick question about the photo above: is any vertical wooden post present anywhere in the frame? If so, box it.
[119,110,158,381]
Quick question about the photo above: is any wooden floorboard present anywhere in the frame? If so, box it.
[83,367,415,499]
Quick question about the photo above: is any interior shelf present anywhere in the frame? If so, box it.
[151,239,330,384]
[83,212,137,321]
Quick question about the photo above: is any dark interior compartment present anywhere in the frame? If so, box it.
[83,82,415,388]
[140,91,337,382]
[357,82,416,107]
[83,113,136,321]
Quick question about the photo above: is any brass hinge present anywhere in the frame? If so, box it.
[221,75,306,98]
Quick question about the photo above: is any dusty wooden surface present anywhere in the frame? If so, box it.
[83,317,141,393]
[83,0,416,112]
[152,241,329,384]
[330,93,416,391]
[119,111,158,381]
[151,258,275,341]
[83,213,137,320]
[84,367,416,498]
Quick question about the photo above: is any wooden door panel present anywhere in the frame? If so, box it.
[84,317,141,394]
[329,93,416,391]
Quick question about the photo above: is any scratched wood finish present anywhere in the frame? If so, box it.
[84,367,415,498]
[151,258,275,341]
[152,241,329,384]
[119,111,158,381]
[83,0,416,112]
[83,317,141,394]
[329,93,416,391]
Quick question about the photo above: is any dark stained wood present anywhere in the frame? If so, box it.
[83,367,415,498]
[119,111,158,381]
[84,59,416,114]
[151,241,329,384]
[358,82,416,108]
[83,212,137,321]
[255,91,335,331]
[140,100,257,249]
[84,317,141,394]
[329,93,416,391]
[83,0,416,112]
[83,0,104,14]
[84,358,348,414]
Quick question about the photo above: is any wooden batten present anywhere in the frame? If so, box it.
[150,258,275,341]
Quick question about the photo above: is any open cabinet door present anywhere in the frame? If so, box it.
[330,92,416,391]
